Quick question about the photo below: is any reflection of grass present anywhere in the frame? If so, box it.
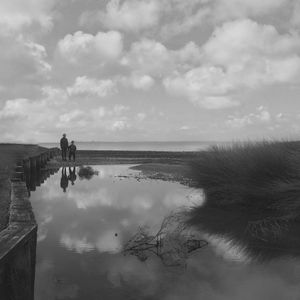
[78,166,99,180]
[188,141,300,240]
[183,141,300,260]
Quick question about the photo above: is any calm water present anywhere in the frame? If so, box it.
[39,141,219,151]
[30,165,300,300]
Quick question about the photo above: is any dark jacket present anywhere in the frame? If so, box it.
[60,137,68,149]
[68,144,76,153]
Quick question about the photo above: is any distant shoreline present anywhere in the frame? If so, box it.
[38,141,223,152]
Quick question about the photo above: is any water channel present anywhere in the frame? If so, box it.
[30,165,300,300]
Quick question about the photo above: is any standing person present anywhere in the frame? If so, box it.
[68,140,77,162]
[60,133,68,161]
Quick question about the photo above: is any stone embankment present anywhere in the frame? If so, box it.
[0,148,59,300]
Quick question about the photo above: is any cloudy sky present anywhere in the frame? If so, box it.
[1,0,300,142]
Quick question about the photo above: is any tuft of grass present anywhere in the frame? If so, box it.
[187,140,300,259]
[188,141,300,227]
[189,140,300,206]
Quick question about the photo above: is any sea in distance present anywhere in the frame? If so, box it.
[39,141,224,152]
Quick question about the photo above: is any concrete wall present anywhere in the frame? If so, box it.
[0,148,59,300]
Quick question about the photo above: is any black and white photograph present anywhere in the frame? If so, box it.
[0,1,300,299]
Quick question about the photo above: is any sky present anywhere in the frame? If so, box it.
[1,0,300,143]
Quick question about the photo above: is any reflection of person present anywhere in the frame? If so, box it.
[68,140,77,162]
[60,133,69,161]
[68,166,77,185]
[60,167,69,192]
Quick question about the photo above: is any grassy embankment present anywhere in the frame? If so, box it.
[187,140,300,255]
[189,140,300,207]
[0,144,46,231]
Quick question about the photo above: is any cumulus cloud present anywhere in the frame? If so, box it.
[226,106,272,128]
[56,31,123,66]
[121,39,202,77]
[81,0,160,33]
[0,0,56,33]
[0,34,51,92]
[0,89,131,142]
[163,19,300,109]
[0,98,57,142]
[203,19,300,87]
[121,73,155,90]
[160,6,211,39]
[163,66,238,109]
[67,76,116,97]
[121,39,171,76]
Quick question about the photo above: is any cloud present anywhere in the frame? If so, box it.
[67,76,116,97]
[111,120,130,131]
[226,106,272,128]
[0,34,51,94]
[81,0,160,33]
[160,6,211,39]
[0,88,131,142]
[291,1,300,28]
[163,66,238,109]
[164,19,300,109]
[60,234,94,254]
[0,0,56,33]
[136,113,146,121]
[203,19,300,87]
[56,31,123,66]
[121,39,172,76]
[0,98,57,142]
[212,0,288,22]
[121,73,155,90]
[121,39,202,77]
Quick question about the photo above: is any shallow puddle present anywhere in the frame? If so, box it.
[30,165,300,300]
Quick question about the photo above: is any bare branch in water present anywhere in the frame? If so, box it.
[123,210,208,267]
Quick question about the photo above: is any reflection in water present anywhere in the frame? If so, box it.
[78,165,99,180]
[124,211,208,267]
[188,199,300,262]
[60,167,69,192]
[29,165,300,300]
[68,167,77,185]
[24,159,59,195]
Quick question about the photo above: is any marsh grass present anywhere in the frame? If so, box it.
[189,140,300,208]
[187,141,300,256]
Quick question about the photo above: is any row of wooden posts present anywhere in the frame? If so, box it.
[0,147,60,300]
[11,148,60,193]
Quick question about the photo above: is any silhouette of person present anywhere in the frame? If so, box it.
[60,133,69,161]
[68,166,77,185]
[68,140,77,162]
[60,167,69,192]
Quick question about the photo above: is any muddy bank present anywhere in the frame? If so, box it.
[47,150,197,186]
[130,163,194,186]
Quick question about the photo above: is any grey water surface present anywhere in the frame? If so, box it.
[30,165,300,300]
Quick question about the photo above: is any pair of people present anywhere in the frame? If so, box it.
[60,167,77,192]
[60,133,77,162]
